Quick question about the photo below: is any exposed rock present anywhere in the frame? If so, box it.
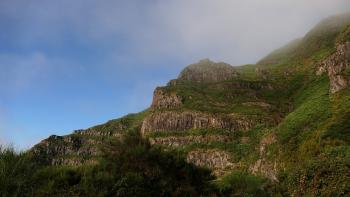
[316,42,350,93]
[167,79,178,86]
[32,134,107,166]
[187,149,234,176]
[255,68,270,80]
[242,102,272,109]
[213,81,274,91]
[249,133,278,182]
[74,129,122,137]
[149,135,233,147]
[151,87,183,109]
[141,111,257,135]
[178,59,239,83]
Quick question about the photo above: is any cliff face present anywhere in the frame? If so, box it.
[151,87,183,109]
[141,111,256,135]
[317,42,350,93]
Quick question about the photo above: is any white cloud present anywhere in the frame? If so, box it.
[2,0,350,67]
[130,0,350,65]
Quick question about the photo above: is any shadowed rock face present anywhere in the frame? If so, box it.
[187,149,234,176]
[141,111,257,135]
[317,42,350,93]
[32,126,123,165]
[178,59,238,83]
[32,135,100,165]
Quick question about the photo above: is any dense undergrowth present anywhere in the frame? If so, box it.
[0,131,278,196]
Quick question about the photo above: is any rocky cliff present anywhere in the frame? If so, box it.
[317,42,350,93]
[141,111,257,135]
[151,87,183,109]
[178,59,238,82]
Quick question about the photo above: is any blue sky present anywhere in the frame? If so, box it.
[1,0,350,150]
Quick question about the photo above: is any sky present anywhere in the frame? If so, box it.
[1,0,350,150]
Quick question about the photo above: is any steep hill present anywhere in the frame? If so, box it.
[30,13,350,196]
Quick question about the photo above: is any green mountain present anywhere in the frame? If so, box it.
[2,13,350,196]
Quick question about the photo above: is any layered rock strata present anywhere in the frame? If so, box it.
[149,135,233,147]
[141,111,256,135]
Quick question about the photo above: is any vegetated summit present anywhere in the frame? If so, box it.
[26,12,350,195]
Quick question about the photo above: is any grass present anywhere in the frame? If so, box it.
[277,76,331,148]
[89,110,149,134]
[214,171,272,196]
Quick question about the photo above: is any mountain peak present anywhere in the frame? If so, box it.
[177,59,238,82]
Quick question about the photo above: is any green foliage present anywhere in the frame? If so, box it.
[277,76,331,150]
[0,146,39,196]
[0,132,216,196]
[285,146,350,196]
[215,171,271,196]
[90,111,149,134]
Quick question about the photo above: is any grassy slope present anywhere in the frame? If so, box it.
[254,13,350,196]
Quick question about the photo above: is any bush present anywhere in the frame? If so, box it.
[0,146,39,196]
[215,171,270,197]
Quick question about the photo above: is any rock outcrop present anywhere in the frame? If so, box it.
[178,59,238,83]
[249,133,278,182]
[141,111,256,135]
[74,129,121,137]
[316,42,350,93]
[151,87,183,109]
[255,68,270,80]
[242,102,272,109]
[149,135,233,147]
[32,131,118,165]
[187,149,234,176]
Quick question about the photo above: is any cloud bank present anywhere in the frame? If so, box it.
[2,0,350,66]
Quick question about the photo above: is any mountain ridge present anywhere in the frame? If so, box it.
[29,13,350,196]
